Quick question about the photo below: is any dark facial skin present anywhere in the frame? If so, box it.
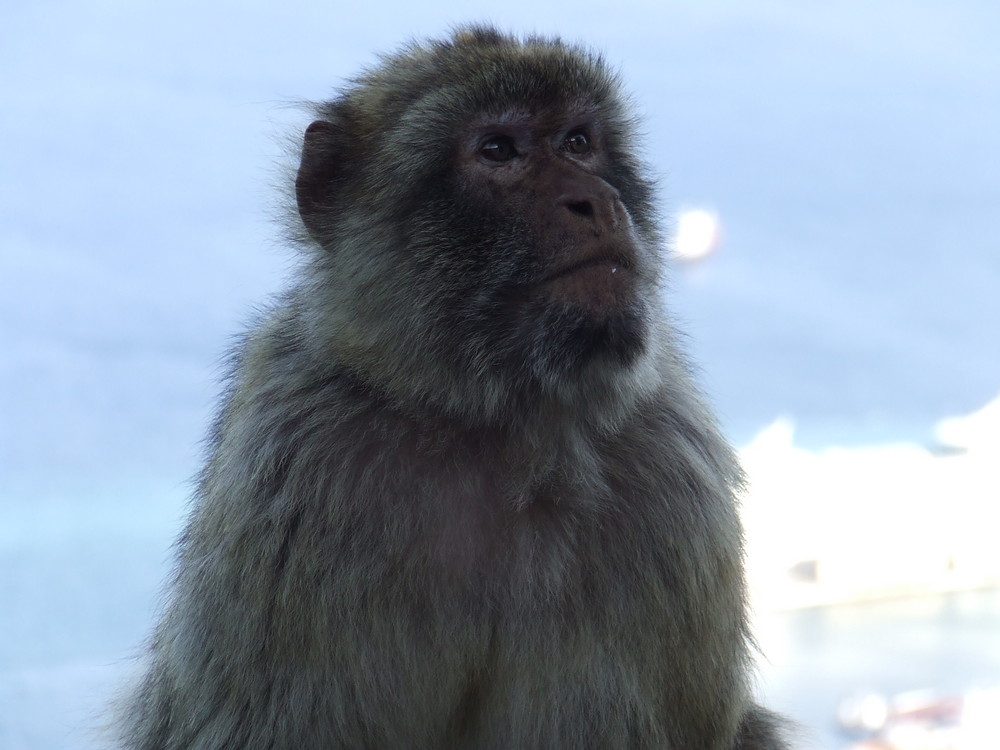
[459,112,638,312]
[435,109,654,392]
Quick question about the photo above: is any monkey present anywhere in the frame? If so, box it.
[116,26,789,750]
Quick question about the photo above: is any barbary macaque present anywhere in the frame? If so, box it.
[117,26,788,750]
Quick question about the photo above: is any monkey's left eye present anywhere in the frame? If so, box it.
[563,131,591,155]
[480,136,518,162]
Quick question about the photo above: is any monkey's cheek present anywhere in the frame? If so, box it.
[543,264,636,314]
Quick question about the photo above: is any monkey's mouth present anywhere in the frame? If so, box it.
[542,254,634,284]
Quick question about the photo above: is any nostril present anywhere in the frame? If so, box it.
[566,200,594,218]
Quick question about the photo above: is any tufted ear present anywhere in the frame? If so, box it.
[295,120,343,243]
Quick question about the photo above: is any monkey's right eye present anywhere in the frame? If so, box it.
[479,136,518,162]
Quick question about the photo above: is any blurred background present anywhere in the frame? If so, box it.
[2,1,998,748]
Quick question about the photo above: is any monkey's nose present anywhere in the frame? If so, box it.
[558,192,620,235]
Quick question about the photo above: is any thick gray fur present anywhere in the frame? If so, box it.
[116,26,789,750]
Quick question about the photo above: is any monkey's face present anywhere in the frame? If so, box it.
[431,108,655,385]
[460,112,638,312]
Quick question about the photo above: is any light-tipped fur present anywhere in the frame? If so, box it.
[116,26,788,750]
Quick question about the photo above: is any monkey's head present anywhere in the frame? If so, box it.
[295,26,665,424]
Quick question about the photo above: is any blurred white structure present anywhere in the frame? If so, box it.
[936,393,1000,453]
[740,395,1000,609]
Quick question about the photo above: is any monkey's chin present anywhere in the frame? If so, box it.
[531,262,647,369]
[531,295,649,388]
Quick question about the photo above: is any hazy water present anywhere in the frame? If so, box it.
[760,588,1000,749]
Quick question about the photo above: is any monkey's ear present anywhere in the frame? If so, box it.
[296,120,343,242]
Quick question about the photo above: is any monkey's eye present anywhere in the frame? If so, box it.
[563,131,591,155]
[479,135,518,162]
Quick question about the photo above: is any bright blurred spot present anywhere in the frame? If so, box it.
[671,208,722,262]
